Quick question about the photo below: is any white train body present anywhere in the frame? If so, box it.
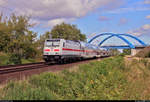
[43,39,109,63]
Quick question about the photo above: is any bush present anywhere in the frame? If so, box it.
[8,53,22,65]
[0,52,10,65]
[148,52,150,57]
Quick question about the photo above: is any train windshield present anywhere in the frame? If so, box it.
[46,40,60,47]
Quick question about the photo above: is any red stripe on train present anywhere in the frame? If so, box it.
[54,49,60,51]
[62,48,95,53]
[44,49,50,51]
[62,48,83,52]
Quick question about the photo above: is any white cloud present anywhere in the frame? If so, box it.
[0,0,6,5]
[0,0,124,29]
[106,7,150,14]
[128,24,150,36]
[144,0,150,4]
[29,19,41,26]
[99,16,110,21]
[142,24,150,30]
[4,0,123,20]
[118,18,128,25]
[146,15,150,19]
[48,18,66,27]
[0,0,124,28]
[47,18,75,27]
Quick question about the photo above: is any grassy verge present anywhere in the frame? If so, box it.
[0,56,150,100]
[21,58,38,64]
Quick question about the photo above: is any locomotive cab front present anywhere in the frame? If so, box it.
[43,39,64,62]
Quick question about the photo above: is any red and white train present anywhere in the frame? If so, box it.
[43,39,110,64]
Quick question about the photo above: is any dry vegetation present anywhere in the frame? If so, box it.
[124,56,150,99]
[135,46,150,58]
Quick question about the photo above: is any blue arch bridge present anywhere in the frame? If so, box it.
[88,33,148,56]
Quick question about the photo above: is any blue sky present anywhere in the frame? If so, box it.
[1,0,150,46]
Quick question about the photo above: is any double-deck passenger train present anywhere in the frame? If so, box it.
[43,39,110,64]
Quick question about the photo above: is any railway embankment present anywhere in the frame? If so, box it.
[0,56,150,100]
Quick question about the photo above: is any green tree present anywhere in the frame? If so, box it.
[36,31,50,56]
[23,31,38,59]
[0,14,11,52]
[51,22,86,41]
[123,49,131,55]
[109,49,120,56]
[6,14,33,55]
[0,13,39,63]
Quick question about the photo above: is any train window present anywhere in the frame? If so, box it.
[63,42,65,47]
[46,40,60,47]
[47,40,60,42]
[53,42,60,46]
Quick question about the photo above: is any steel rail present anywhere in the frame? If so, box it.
[0,62,47,74]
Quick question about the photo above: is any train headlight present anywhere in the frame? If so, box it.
[55,53,59,55]
[44,52,49,55]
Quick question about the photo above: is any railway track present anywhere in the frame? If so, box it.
[0,57,107,84]
[0,62,47,74]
